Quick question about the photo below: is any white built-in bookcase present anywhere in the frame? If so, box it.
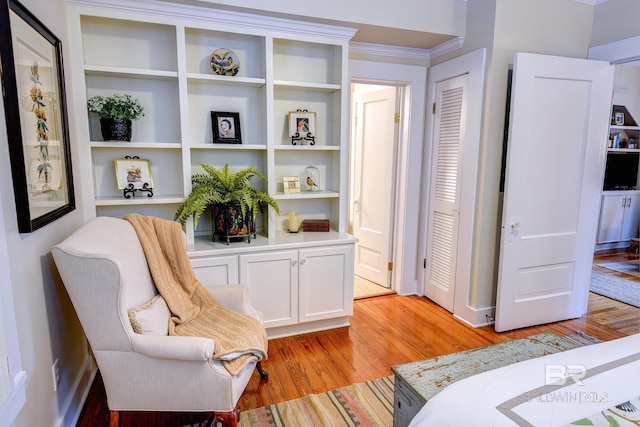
[66,0,356,248]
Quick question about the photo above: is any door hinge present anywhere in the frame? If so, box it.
[432,103,436,114]
[388,262,393,271]
[394,112,400,123]
[423,259,426,269]
[6,356,11,378]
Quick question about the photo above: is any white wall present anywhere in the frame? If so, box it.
[423,0,598,322]
[187,0,466,38]
[591,0,640,48]
[0,0,90,425]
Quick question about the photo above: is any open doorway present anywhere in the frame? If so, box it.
[350,81,402,299]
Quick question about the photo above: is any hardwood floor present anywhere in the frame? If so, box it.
[76,251,640,426]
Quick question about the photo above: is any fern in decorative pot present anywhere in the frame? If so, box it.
[174,164,279,244]
[87,93,145,142]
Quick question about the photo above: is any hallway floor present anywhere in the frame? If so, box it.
[353,275,395,299]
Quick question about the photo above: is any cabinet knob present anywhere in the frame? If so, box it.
[300,259,306,265]
[292,260,297,267]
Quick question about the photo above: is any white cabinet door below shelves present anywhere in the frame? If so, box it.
[597,194,640,243]
[621,195,639,241]
[191,255,238,285]
[239,250,299,329]
[298,245,354,323]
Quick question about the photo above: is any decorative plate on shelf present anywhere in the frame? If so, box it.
[209,48,240,76]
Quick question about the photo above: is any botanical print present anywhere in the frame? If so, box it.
[26,62,57,192]
[2,1,74,232]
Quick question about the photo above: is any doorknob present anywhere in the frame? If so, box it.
[353,199,360,212]
[507,218,520,242]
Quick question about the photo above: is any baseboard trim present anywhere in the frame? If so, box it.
[453,304,495,328]
[57,356,97,427]
[266,317,351,339]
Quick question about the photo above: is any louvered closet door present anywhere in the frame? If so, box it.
[424,74,467,312]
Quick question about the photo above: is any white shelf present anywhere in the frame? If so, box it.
[95,195,184,206]
[85,65,178,80]
[186,73,265,87]
[275,191,339,200]
[275,145,340,151]
[190,143,267,151]
[91,142,182,149]
[274,80,341,92]
[607,148,640,153]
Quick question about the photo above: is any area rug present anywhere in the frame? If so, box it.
[596,260,640,278]
[237,332,597,427]
[590,270,640,308]
[239,376,394,427]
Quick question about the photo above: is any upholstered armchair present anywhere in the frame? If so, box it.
[52,216,267,427]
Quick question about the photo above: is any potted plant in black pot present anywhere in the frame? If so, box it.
[87,93,145,142]
[174,164,279,244]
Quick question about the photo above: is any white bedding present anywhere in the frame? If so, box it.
[409,333,640,426]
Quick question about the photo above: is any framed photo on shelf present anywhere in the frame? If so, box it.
[289,111,316,137]
[614,112,624,126]
[211,111,242,144]
[0,0,75,232]
[114,158,154,190]
[283,176,300,194]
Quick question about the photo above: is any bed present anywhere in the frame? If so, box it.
[409,333,640,426]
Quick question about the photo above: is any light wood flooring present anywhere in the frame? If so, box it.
[76,251,640,426]
[353,274,395,299]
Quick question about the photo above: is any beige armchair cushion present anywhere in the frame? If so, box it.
[128,295,171,335]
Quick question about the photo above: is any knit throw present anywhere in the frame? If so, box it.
[124,214,268,375]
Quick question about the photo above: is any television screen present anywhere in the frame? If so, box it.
[603,152,639,190]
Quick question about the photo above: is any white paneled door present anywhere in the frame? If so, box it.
[424,74,467,312]
[495,53,614,332]
[352,86,398,287]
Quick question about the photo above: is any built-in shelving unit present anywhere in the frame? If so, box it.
[597,104,640,247]
[66,0,358,337]
[67,0,356,244]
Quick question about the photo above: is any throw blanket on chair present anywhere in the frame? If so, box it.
[124,214,268,376]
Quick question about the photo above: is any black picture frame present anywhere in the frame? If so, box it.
[211,111,242,144]
[0,0,75,232]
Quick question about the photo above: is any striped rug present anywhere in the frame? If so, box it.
[239,376,394,427]
[237,333,597,427]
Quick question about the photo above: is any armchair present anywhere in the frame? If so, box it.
[52,216,266,427]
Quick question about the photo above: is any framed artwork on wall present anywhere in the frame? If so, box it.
[0,0,75,232]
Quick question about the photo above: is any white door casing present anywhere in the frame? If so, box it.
[352,86,398,287]
[495,53,614,332]
[424,74,468,312]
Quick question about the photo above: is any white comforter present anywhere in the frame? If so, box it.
[409,333,640,427]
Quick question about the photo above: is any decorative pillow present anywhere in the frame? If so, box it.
[128,294,171,335]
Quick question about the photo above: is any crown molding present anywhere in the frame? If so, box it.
[349,36,464,62]
[430,37,465,60]
[65,0,357,41]
[349,41,431,61]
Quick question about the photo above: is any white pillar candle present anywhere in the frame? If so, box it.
[288,212,299,232]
